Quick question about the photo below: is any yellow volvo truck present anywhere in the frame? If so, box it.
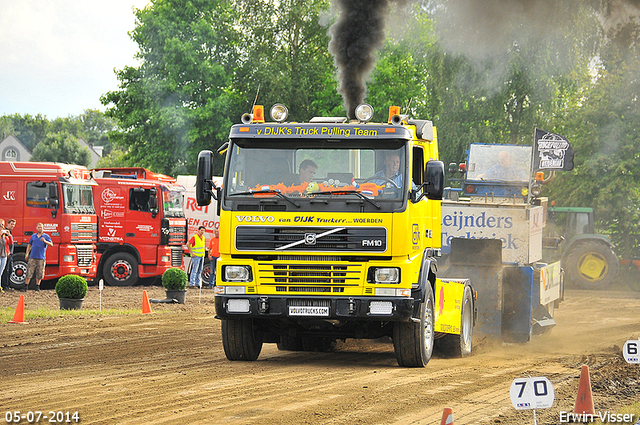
[196,104,475,367]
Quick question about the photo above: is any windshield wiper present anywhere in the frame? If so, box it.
[312,190,381,209]
[228,189,300,208]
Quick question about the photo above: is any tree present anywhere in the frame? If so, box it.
[30,131,91,167]
[101,0,241,176]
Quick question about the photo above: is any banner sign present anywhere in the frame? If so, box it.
[533,129,574,171]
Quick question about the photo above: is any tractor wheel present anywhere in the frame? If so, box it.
[393,284,435,367]
[436,284,474,358]
[104,253,139,286]
[564,242,619,289]
[221,319,263,361]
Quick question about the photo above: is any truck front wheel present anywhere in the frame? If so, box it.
[221,319,263,361]
[104,253,139,286]
[393,284,435,367]
[10,253,28,287]
[565,242,619,289]
[436,285,474,357]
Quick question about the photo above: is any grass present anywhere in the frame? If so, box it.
[590,402,640,424]
[0,306,148,322]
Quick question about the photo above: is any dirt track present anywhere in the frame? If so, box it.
[1,284,639,425]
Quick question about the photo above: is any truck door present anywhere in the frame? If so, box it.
[24,181,60,264]
[126,187,159,264]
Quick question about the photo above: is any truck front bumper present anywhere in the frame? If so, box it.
[214,295,415,322]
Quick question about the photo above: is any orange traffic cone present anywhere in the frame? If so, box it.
[142,290,153,314]
[8,295,27,324]
[574,365,595,415]
[440,407,454,425]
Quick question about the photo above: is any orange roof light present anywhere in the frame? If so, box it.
[388,106,400,123]
[536,172,544,182]
[252,105,265,123]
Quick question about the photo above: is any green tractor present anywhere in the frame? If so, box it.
[543,206,619,289]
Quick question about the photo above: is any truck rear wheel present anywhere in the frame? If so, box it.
[221,319,263,361]
[277,336,304,351]
[104,253,139,286]
[393,284,435,367]
[565,242,619,289]
[301,337,336,352]
[436,285,474,357]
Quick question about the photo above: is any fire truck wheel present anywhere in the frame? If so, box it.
[277,336,304,351]
[393,284,435,367]
[104,253,139,287]
[10,253,28,287]
[435,285,474,358]
[564,241,619,289]
[221,319,263,361]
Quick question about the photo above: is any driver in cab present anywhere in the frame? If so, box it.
[369,152,402,187]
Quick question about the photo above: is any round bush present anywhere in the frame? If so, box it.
[162,268,188,290]
[55,275,88,299]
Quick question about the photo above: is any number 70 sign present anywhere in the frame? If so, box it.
[510,377,555,410]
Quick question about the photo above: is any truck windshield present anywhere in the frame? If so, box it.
[225,140,407,200]
[162,189,185,218]
[62,184,95,214]
[466,145,532,182]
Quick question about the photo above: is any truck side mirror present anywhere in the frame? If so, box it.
[149,188,158,218]
[48,183,59,209]
[424,160,445,200]
[196,150,214,206]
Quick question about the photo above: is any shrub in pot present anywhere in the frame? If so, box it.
[162,268,188,303]
[55,274,88,310]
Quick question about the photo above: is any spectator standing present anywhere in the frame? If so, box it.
[188,226,206,288]
[1,219,15,291]
[208,227,220,288]
[25,222,53,291]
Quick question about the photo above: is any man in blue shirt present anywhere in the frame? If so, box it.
[370,152,403,187]
[25,222,53,291]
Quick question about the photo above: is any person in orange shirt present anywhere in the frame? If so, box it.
[208,227,220,288]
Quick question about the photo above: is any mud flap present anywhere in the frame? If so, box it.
[501,265,533,343]
[441,238,503,338]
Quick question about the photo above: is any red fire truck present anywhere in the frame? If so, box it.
[92,168,187,286]
[0,162,98,286]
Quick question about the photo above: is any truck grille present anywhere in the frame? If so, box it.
[171,246,183,267]
[236,226,386,253]
[75,245,93,267]
[71,223,97,243]
[257,262,363,285]
[168,226,186,245]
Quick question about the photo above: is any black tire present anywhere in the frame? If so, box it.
[9,253,28,287]
[393,284,435,367]
[221,319,263,361]
[564,242,619,289]
[103,253,139,286]
[436,285,474,358]
[277,336,304,351]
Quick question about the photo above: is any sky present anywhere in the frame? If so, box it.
[0,0,150,119]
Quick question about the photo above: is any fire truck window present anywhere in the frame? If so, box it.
[130,189,151,212]
[26,182,50,208]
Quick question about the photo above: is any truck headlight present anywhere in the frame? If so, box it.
[369,267,400,283]
[223,265,252,282]
[63,255,74,262]
[160,255,170,263]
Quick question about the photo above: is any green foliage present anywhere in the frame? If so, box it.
[30,131,91,166]
[55,275,89,299]
[162,268,188,290]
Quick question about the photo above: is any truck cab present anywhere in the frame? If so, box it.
[197,104,475,367]
[92,168,187,286]
[0,162,98,286]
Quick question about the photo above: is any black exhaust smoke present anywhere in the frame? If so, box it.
[329,0,411,119]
